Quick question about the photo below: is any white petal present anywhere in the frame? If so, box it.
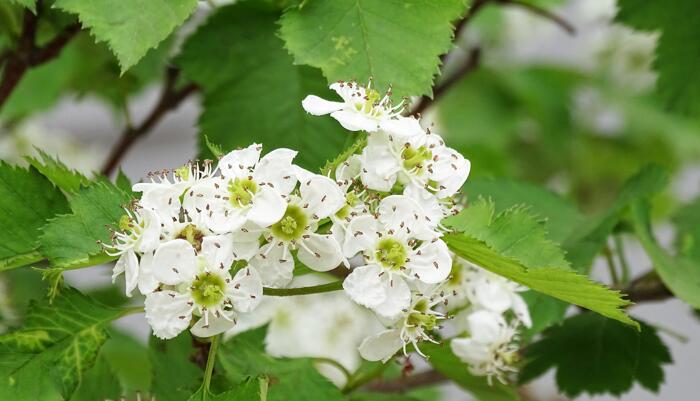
[298,234,343,271]
[144,291,193,340]
[206,199,248,234]
[190,312,238,338]
[372,275,411,319]
[472,279,513,314]
[335,154,362,184]
[301,95,345,115]
[451,338,492,365]
[201,234,235,270]
[379,116,424,138]
[342,264,386,309]
[467,310,506,343]
[138,251,159,295]
[218,143,262,179]
[254,148,299,195]
[152,239,197,285]
[360,135,398,192]
[137,185,183,223]
[248,244,294,287]
[135,208,161,253]
[231,239,260,262]
[343,215,379,258]
[115,251,139,297]
[377,195,425,236]
[299,175,345,219]
[228,267,263,312]
[359,329,404,362]
[406,240,451,284]
[330,110,381,132]
[247,186,287,227]
[511,293,532,328]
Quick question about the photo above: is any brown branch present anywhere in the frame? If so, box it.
[497,0,576,35]
[0,2,80,110]
[622,270,672,304]
[101,67,198,175]
[409,47,481,117]
[367,370,447,393]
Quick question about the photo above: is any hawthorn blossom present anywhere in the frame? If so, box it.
[302,80,422,137]
[182,144,298,234]
[144,234,262,339]
[342,195,451,318]
[246,174,345,287]
[451,309,521,383]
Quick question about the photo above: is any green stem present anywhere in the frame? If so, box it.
[315,357,352,382]
[0,250,44,272]
[342,362,390,394]
[614,235,631,285]
[203,335,220,393]
[263,280,343,296]
[603,246,620,286]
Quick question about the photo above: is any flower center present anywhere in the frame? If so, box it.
[335,192,359,220]
[355,88,383,116]
[271,205,308,241]
[228,177,258,208]
[375,237,407,270]
[176,224,205,252]
[401,145,432,171]
[190,273,226,307]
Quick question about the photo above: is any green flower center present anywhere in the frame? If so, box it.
[401,145,432,171]
[375,237,407,270]
[190,273,226,307]
[228,177,258,208]
[271,205,308,241]
[407,311,438,331]
[355,88,382,115]
[335,192,359,220]
[176,224,205,252]
[118,215,132,231]
[174,165,190,180]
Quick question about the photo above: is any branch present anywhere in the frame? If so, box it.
[409,47,481,117]
[262,280,343,296]
[622,270,672,304]
[497,0,576,35]
[367,370,447,393]
[101,67,198,175]
[0,3,80,110]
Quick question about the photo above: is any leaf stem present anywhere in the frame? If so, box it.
[203,334,220,393]
[342,362,391,394]
[262,280,344,296]
[614,235,631,285]
[603,245,620,286]
[314,357,352,382]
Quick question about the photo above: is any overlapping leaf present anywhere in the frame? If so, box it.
[26,149,91,194]
[279,0,466,98]
[0,162,69,271]
[177,3,347,169]
[520,314,671,396]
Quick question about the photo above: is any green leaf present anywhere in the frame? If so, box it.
[53,0,197,71]
[8,0,35,13]
[421,342,520,401]
[279,0,466,98]
[672,196,700,262]
[39,181,131,268]
[0,288,132,399]
[445,233,636,328]
[629,200,700,309]
[187,376,269,401]
[25,149,91,194]
[149,332,202,401]
[177,3,348,170]
[520,314,671,397]
[350,393,424,401]
[0,163,70,271]
[616,0,700,116]
[217,327,344,401]
[115,169,134,196]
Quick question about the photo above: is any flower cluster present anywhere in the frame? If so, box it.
[108,78,528,384]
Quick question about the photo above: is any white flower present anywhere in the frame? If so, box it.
[302,80,422,137]
[144,234,263,339]
[450,309,520,383]
[328,155,369,259]
[342,195,451,318]
[183,144,298,234]
[358,290,446,362]
[359,130,470,197]
[246,174,345,287]
[108,208,161,297]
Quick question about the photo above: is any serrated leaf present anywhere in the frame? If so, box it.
[0,162,70,271]
[350,393,424,401]
[629,200,700,309]
[520,314,671,397]
[53,0,196,71]
[444,233,636,328]
[149,332,202,401]
[8,0,35,12]
[26,149,91,194]
[39,181,132,267]
[321,133,367,176]
[187,376,268,401]
[177,3,347,170]
[616,0,700,116]
[217,327,344,401]
[421,342,520,401]
[279,0,466,98]
[672,196,700,262]
[0,288,132,399]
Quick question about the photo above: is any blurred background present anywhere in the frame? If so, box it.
[1,0,698,400]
